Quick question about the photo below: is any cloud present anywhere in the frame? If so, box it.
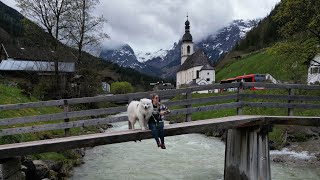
[1,0,280,53]
[97,0,280,52]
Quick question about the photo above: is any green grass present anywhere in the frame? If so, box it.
[215,50,302,82]
[0,83,66,144]
[0,84,62,119]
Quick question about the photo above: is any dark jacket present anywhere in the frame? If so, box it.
[148,103,169,124]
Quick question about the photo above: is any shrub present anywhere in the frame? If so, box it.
[111,81,134,94]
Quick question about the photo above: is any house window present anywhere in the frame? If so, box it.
[187,46,190,54]
[207,72,209,75]
[196,70,200,78]
[207,78,210,81]
[311,67,319,74]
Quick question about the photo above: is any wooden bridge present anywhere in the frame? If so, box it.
[0,82,320,180]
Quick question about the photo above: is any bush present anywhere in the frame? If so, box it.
[111,81,134,94]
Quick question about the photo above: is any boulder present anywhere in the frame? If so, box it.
[22,157,37,180]
[33,160,49,179]
[273,157,284,163]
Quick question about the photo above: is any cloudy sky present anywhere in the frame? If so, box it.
[1,0,280,53]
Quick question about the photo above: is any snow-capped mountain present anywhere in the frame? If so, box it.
[197,19,258,64]
[99,44,163,76]
[136,49,168,63]
[99,19,259,78]
[99,44,145,69]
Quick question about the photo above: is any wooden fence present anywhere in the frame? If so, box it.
[0,82,320,137]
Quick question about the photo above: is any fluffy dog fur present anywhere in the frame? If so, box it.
[127,98,153,130]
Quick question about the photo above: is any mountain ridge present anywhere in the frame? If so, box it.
[99,19,259,78]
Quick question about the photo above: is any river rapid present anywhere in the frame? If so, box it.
[70,122,320,180]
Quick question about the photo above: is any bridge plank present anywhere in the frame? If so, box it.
[243,102,320,109]
[265,116,320,126]
[0,100,64,111]
[243,82,320,90]
[165,94,238,107]
[240,94,320,101]
[0,116,128,136]
[0,106,127,126]
[0,115,262,159]
[0,115,319,159]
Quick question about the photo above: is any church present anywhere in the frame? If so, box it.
[176,18,215,88]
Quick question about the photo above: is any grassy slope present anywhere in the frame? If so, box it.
[0,83,87,169]
[216,50,293,82]
[0,84,62,119]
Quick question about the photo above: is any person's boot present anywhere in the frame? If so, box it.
[157,142,161,147]
[160,143,166,149]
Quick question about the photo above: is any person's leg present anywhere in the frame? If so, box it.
[158,122,166,149]
[148,122,160,146]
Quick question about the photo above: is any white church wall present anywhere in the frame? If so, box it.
[199,70,215,84]
[181,42,194,65]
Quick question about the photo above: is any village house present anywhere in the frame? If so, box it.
[150,81,174,91]
[307,54,320,85]
[0,44,76,75]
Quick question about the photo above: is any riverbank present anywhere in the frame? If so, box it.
[203,124,320,170]
[271,139,320,168]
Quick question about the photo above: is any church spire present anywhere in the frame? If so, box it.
[182,15,192,42]
[185,14,190,33]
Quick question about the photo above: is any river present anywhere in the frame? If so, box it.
[70,121,320,180]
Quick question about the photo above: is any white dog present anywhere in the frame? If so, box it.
[127,98,153,130]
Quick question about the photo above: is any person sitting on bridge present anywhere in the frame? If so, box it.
[148,93,170,149]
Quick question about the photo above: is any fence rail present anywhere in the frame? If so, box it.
[0,82,319,136]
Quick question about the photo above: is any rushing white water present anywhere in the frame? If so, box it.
[70,122,320,180]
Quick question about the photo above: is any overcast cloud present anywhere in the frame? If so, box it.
[1,0,280,53]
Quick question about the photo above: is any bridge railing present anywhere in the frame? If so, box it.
[0,82,319,137]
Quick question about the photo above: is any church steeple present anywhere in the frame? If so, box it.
[181,16,194,65]
[182,15,192,42]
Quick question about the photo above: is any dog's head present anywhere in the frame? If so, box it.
[140,98,152,110]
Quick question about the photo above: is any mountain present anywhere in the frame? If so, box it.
[99,19,259,79]
[99,44,163,77]
[197,19,259,64]
[99,44,143,69]
[136,49,168,63]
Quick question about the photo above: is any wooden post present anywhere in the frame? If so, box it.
[64,100,70,136]
[224,125,271,180]
[288,88,294,116]
[128,97,133,129]
[185,90,192,122]
[0,157,25,180]
[237,82,243,115]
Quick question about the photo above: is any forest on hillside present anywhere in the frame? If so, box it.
[219,0,320,84]
[0,1,164,100]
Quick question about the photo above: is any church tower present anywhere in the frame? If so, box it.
[181,16,194,65]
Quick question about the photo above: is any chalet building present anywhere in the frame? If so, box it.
[101,76,115,93]
[176,18,215,88]
[150,81,174,91]
[0,44,76,75]
[308,54,320,85]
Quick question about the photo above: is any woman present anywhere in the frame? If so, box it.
[148,93,170,149]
